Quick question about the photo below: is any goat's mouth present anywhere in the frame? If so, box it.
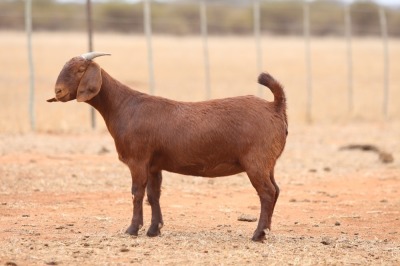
[47,92,71,103]
[56,93,71,102]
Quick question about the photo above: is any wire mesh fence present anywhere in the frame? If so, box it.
[0,0,399,132]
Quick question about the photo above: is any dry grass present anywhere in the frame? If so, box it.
[0,124,399,265]
[0,31,399,132]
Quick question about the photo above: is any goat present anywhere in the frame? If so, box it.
[47,52,288,242]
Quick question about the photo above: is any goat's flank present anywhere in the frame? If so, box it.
[47,52,288,242]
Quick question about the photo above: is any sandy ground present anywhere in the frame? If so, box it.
[0,122,399,265]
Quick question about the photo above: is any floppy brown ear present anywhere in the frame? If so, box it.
[76,62,102,102]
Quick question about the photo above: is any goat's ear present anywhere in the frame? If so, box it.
[76,62,102,102]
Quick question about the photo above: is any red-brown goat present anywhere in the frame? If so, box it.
[47,52,288,242]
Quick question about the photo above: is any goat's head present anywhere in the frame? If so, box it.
[47,52,110,103]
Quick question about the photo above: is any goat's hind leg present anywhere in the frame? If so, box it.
[146,171,163,237]
[270,168,280,221]
[245,166,277,242]
[125,166,147,236]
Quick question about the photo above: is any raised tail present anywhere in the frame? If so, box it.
[258,72,286,111]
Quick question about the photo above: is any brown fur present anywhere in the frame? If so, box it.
[48,56,288,242]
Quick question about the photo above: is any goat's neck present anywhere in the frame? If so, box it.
[86,69,140,131]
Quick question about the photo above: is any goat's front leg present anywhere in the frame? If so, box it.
[146,171,163,237]
[125,166,147,236]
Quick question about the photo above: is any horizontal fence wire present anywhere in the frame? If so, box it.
[0,0,396,131]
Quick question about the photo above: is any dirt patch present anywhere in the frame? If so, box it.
[1,123,399,265]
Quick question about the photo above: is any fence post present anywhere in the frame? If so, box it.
[379,6,389,119]
[303,1,312,123]
[253,0,263,97]
[200,1,211,100]
[344,4,353,114]
[25,0,35,131]
[86,0,96,129]
[144,0,155,95]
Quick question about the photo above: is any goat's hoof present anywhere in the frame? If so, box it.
[251,229,267,242]
[146,223,163,237]
[125,225,140,236]
[146,228,160,237]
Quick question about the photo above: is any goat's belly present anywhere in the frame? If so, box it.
[168,162,244,177]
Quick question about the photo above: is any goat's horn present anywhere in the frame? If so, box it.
[81,52,111,61]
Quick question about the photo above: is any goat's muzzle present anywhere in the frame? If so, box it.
[48,87,71,102]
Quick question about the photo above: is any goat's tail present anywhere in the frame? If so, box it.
[258,72,286,111]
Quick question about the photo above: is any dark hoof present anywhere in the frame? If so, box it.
[252,229,268,242]
[125,224,141,236]
[146,223,163,237]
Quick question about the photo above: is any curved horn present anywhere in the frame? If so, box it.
[81,52,111,61]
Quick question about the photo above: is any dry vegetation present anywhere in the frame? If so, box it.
[0,32,399,132]
[0,32,400,265]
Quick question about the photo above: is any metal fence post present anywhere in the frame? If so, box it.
[379,6,389,119]
[344,4,353,114]
[200,0,211,100]
[86,0,96,129]
[144,0,155,95]
[25,0,35,131]
[253,0,263,97]
[303,1,312,123]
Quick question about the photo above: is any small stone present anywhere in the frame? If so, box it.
[98,146,110,155]
[379,152,394,163]
[22,214,30,217]
[120,248,129,252]
[238,214,257,222]
[335,221,341,226]
[321,237,331,245]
